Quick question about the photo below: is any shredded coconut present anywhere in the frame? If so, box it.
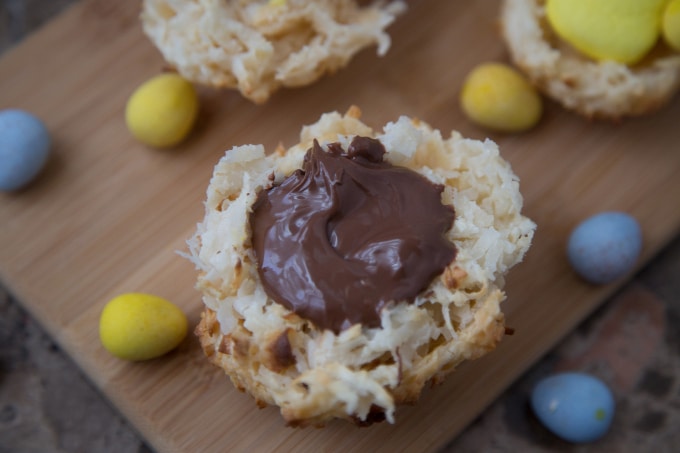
[188,107,535,426]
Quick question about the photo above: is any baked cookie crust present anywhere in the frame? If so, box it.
[142,0,406,103]
[187,106,535,426]
[500,0,680,119]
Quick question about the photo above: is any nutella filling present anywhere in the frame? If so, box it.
[250,136,456,334]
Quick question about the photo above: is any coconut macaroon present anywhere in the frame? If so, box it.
[500,0,680,119]
[186,106,535,426]
[141,0,406,104]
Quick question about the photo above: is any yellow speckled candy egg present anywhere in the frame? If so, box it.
[99,293,188,361]
[545,0,666,65]
[663,0,680,52]
[125,73,199,148]
[460,62,542,133]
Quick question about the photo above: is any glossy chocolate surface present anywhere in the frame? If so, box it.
[250,137,456,333]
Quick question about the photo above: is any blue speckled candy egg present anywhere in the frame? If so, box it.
[531,372,614,443]
[567,212,642,284]
[0,109,51,191]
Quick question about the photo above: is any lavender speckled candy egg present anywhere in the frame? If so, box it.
[567,212,642,284]
[531,372,615,443]
[0,109,51,191]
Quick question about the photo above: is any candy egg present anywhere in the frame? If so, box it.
[99,293,188,361]
[0,109,51,192]
[460,63,542,133]
[567,212,642,284]
[663,0,680,52]
[531,372,615,443]
[546,0,666,65]
[125,73,199,148]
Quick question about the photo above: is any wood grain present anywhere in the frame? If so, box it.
[1,1,679,452]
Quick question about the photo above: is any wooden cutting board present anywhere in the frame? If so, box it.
[2,1,679,451]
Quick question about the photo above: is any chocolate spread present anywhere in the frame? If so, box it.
[250,136,456,334]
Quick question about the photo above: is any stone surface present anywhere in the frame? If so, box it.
[0,288,151,453]
[444,237,680,452]
[0,0,73,54]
